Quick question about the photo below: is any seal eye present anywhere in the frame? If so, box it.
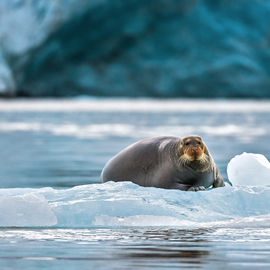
[197,141,201,145]
[185,142,190,146]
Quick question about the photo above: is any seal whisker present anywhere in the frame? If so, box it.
[199,153,209,164]
[179,154,189,166]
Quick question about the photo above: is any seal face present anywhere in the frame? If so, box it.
[101,135,224,191]
[179,135,206,162]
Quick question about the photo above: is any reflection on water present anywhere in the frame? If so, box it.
[0,228,226,270]
[0,228,270,269]
[121,229,211,269]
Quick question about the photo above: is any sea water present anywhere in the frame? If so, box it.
[0,98,270,269]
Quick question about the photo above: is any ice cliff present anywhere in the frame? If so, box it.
[1,0,270,97]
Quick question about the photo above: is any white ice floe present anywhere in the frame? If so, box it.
[227,152,270,186]
[0,153,270,228]
[0,180,270,228]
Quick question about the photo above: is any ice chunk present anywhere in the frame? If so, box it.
[40,182,270,227]
[1,181,270,228]
[0,193,57,227]
[227,152,270,186]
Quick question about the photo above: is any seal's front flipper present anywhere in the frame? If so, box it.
[187,186,206,192]
[212,166,225,188]
[169,183,205,191]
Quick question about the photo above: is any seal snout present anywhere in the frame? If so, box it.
[185,146,203,161]
[180,135,206,162]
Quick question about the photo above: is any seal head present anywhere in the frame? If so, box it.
[174,135,216,191]
[179,135,207,161]
[177,135,212,173]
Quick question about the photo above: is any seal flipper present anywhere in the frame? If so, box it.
[212,166,225,188]
[188,186,206,192]
[169,183,206,191]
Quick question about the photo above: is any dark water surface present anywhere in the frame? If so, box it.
[1,227,270,270]
[0,99,270,269]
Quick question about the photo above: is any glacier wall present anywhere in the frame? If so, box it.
[1,0,270,97]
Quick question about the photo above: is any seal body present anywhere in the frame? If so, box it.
[101,136,224,191]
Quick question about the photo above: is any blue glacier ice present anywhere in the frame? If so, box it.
[0,51,15,95]
[0,153,270,228]
[1,1,270,97]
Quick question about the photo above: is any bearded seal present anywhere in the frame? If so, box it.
[101,135,224,191]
